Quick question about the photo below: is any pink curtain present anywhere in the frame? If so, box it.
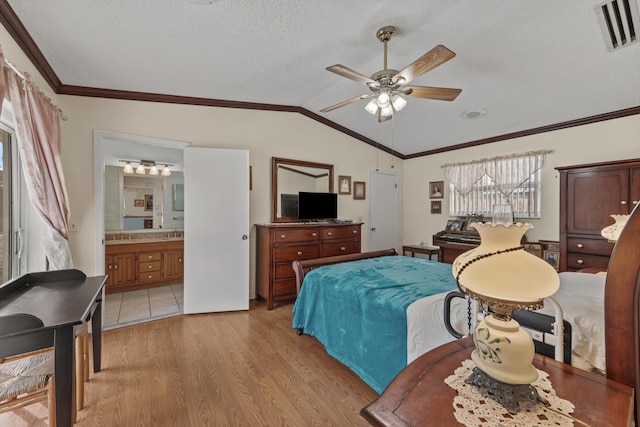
[4,66,72,269]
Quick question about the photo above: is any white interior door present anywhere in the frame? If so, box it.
[183,147,249,313]
[368,171,398,251]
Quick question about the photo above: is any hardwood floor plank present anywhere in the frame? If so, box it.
[0,300,378,426]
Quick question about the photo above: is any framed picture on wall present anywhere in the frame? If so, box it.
[431,200,441,214]
[144,194,153,211]
[134,199,144,208]
[429,181,444,199]
[353,181,366,200]
[339,175,351,195]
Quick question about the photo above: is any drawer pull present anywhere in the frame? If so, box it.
[114,265,118,270]
[108,265,112,270]
[312,232,317,236]
[281,234,286,239]
[576,243,584,249]
[179,258,182,263]
[148,275,153,279]
[297,251,302,256]
[327,232,332,236]
[621,200,628,205]
[352,230,357,234]
[633,200,639,205]
[148,265,153,269]
[341,247,346,251]
[148,255,153,259]
[577,259,584,265]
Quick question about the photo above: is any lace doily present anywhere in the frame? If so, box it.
[444,359,576,426]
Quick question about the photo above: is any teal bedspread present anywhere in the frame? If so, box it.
[291,256,457,393]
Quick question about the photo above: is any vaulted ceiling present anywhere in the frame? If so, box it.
[2,0,640,157]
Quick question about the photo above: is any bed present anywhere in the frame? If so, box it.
[293,207,640,421]
[292,248,607,393]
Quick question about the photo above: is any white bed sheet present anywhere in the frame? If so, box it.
[406,271,606,371]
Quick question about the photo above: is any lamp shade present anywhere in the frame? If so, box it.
[452,223,559,308]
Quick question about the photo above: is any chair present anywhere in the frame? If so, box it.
[0,314,56,426]
[75,322,90,412]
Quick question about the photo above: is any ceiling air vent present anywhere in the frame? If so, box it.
[596,0,640,51]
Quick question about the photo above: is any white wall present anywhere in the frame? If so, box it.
[56,95,400,296]
[402,115,640,246]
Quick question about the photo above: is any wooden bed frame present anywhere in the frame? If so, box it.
[292,207,640,421]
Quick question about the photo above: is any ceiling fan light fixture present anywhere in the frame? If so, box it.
[380,105,393,117]
[391,94,407,111]
[365,98,379,115]
[377,92,391,107]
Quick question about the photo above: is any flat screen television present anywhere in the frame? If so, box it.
[298,191,337,220]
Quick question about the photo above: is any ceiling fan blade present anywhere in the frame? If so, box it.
[402,85,462,101]
[326,65,378,87]
[320,94,373,112]
[393,45,456,85]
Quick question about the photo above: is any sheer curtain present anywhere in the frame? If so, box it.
[443,151,550,199]
[2,51,72,269]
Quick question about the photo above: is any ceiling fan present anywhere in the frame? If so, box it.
[321,26,462,122]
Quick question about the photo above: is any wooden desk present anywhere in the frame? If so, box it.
[402,244,440,261]
[361,337,634,427]
[0,269,106,427]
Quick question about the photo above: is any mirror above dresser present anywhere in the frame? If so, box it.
[271,157,334,223]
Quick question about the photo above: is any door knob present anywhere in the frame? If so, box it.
[371,227,377,231]
[242,235,248,240]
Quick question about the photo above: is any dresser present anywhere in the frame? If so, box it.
[255,223,363,309]
[557,158,640,271]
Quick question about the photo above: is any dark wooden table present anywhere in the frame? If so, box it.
[0,269,106,427]
[401,244,440,261]
[361,337,634,427]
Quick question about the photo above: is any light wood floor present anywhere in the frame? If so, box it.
[0,299,379,426]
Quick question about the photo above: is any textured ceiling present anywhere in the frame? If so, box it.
[5,0,640,156]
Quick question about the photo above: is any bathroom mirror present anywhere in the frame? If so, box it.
[271,157,334,223]
[104,165,184,230]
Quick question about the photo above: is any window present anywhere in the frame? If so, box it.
[449,168,542,219]
[0,101,27,281]
[444,151,547,219]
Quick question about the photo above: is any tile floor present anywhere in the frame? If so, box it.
[104,283,184,330]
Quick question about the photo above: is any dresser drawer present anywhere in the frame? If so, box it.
[139,251,162,262]
[273,228,319,243]
[139,261,161,272]
[322,240,361,257]
[274,262,298,280]
[566,252,610,271]
[138,271,163,283]
[273,278,297,297]
[322,226,360,240]
[274,244,319,262]
[566,238,614,256]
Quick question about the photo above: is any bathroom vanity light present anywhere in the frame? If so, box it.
[120,159,173,176]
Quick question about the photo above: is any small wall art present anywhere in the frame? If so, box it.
[339,175,351,195]
[429,181,444,199]
[354,181,366,200]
